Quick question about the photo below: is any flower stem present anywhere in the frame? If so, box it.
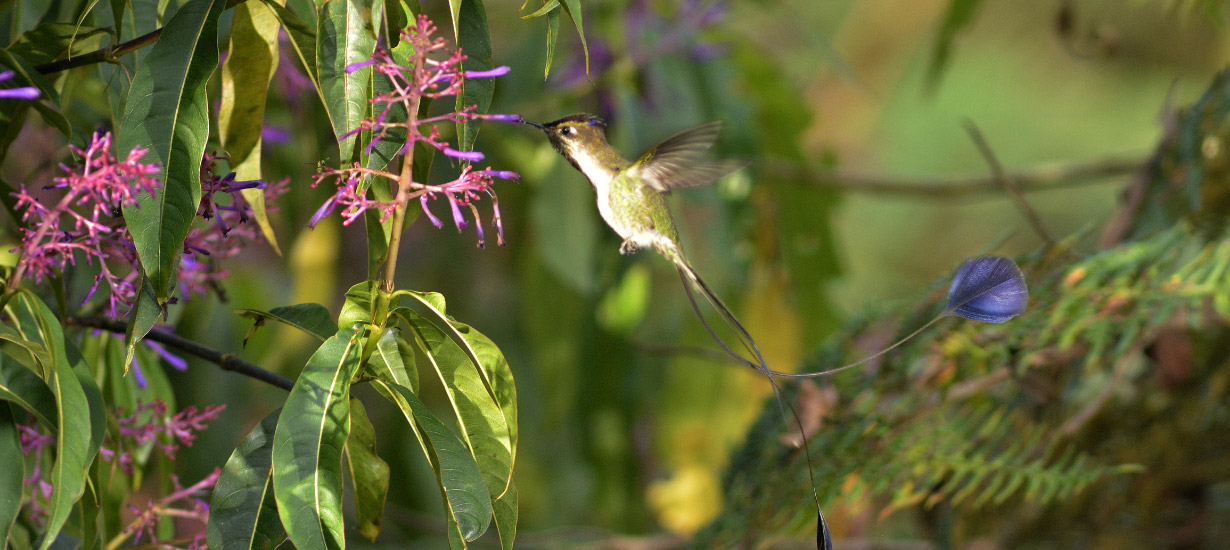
[380,94,422,293]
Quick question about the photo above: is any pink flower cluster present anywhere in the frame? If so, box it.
[11,131,158,315]
[310,14,520,248]
[10,132,282,313]
[19,399,224,543]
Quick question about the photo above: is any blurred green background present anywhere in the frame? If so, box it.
[4,0,1230,547]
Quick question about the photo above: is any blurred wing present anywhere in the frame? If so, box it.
[636,122,747,193]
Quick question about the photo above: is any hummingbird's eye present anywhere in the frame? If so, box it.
[560,126,576,137]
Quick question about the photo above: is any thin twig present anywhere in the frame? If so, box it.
[767,156,1140,198]
[963,120,1061,248]
[68,315,295,391]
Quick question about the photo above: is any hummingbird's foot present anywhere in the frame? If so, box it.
[619,240,641,255]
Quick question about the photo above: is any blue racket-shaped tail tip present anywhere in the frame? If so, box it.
[945,256,1028,323]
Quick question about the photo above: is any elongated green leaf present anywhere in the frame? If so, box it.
[123,274,163,371]
[492,483,517,550]
[557,0,588,74]
[317,0,377,163]
[369,327,416,392]
[454,0,493,152]
[220,1,283,255]
[0,352,57,429]
[345,398,389,541]
[543,6,559,79]
[238,303,339,343]
[272,328,362,550]
[6,23,108,65]
[400,292,517,490]
[394,308,512,506]
[521,0,559,19]
[262,0,320,90]
[372,379,491,541]
[0,404,23,549]
[12,293,95,550]
[118,0,226,301]
[208,408,287,550]
[0,323,53,378]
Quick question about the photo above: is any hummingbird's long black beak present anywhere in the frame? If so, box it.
[521,119,546,130]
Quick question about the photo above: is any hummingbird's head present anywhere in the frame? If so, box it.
[523,114,611,170]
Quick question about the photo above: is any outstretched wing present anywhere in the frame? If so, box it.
[635,122,747,193]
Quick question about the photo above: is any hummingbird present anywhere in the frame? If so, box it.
[523,114,835,549]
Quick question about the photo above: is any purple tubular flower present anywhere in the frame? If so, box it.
[464,66,511,79]
[443,147,485,162]
[345,59,378,73]
[144,340,188,371]
[421,196,444,228]
[308,196,337,228]
[480,113,523,123]
[447,194,467,231]
[262,126,292,143]
[0,71,39,100]
[476,170,520,180]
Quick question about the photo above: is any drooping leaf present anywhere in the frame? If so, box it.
[369,327,416,392]
[207,408,287,550]
[272,327,362,550]
[454,0,494,152]
[393,307,513,507]
[0,404,24,549]
[345,398,389,542]
[123,275,163,372]
[491,482,517,550]
[220,0,283,254]
[401,292,517,486]
[9,293,96,550]
[6,23,109,65]
[262,0,320,90]
[372,379,492,541]
[543,5,560,79]
[556,0,589,75]
[117,0,226,301]
[237,303,339,343]
[316,0,377,163]
[521,0,559,19]
[0,351,57,429]
[944,256,1028,323]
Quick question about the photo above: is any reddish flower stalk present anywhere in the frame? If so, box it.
[310,14,520,253]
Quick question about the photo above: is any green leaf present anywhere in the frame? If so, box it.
[272,327,363,550]
[117,0,226,301]
[0,351,57,429]
[369,327,417,392]
[521,0,559,18]
[0,404,24,549]
[207,409,287,550]
[393,307,513,505]
[454,0,494,152]
[237,303,339,343]
[0,50,69,154]
[10,293,96,550]
[262,0,320,90]
[925,0,984,90]
[316,0,377,163]
[6,23,109,65]
[338,281,377,329]
[220,1,283,255]
[557,0,588,75]
[123,275,163,372]
[492,482,517,550]
[0,49,62,104]
[345,398,389,542]
[372,379,492,541]
[400,292,517,487]
[543,6,559,79]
